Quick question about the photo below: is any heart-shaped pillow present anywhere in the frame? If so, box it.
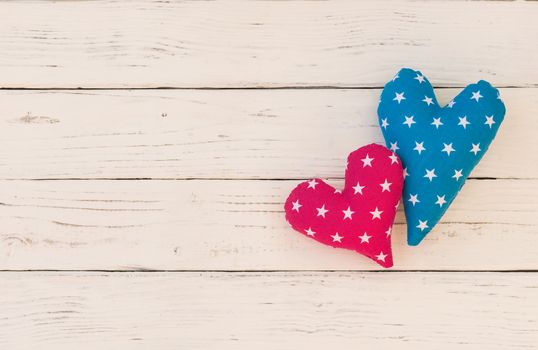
[378,68,506,245]
[284,144,404,267]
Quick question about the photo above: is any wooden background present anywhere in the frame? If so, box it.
[0,1,537,348]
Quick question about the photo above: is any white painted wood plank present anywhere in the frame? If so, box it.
[0,88,533,180]
[1,179,536,271]
[0,272,535,349]
[0,1,537,88]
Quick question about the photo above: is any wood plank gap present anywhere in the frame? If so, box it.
[1,177,535,181]
[0,269,536,273]
[0,85,535,91]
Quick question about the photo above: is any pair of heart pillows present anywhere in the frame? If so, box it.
[284,68,506,267]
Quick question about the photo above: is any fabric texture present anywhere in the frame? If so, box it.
[378,68,506,245]
[284,143,404,268]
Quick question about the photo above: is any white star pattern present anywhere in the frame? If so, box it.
[361,154,374,167]
[470,143,481,155]
[375,251,388,262]
[283,145,405,269]
[381,118,389,129]
[393,92,406,104]
[441,143,456,156]
[485,115,495,128]
[359,232,372,243]
[307,179,318,189]
[316,205,328,218]
[379,179,392,192]
[376,69,505,244]
[403,115,416,128]
[408,194,420,206]
[431,117,443,129]
[424,169,437,182]
[435,195,446,207]
[385,227,392,237]
[370,207,383,220]
[413,141,426,155]
[342,206,354,220]
[452,169,463,181]
[416,220,429,231]
[305,227,316,236]
[285,146,404,268]
[471,90,483,102]
[458,116,470,129]
[422,96,434,106]
[331,232,343,243]
[352,181,365,195]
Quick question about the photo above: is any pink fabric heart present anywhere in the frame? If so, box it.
[284,143,404,268]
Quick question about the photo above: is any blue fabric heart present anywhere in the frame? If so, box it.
[378,68,506,245]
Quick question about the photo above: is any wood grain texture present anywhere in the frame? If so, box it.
[1,1,535,348]
[1,179,536,271]
[1,88,534,180]
[0,272,536,349]
[0,0,537,88]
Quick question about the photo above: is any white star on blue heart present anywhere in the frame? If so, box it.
[377,68,506,245]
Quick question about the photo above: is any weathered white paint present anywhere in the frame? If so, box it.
[0,272,536,349]
[1,179,536,271]
[0,1,536,347]
[0,1,537,88]
[0,88,534,180]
